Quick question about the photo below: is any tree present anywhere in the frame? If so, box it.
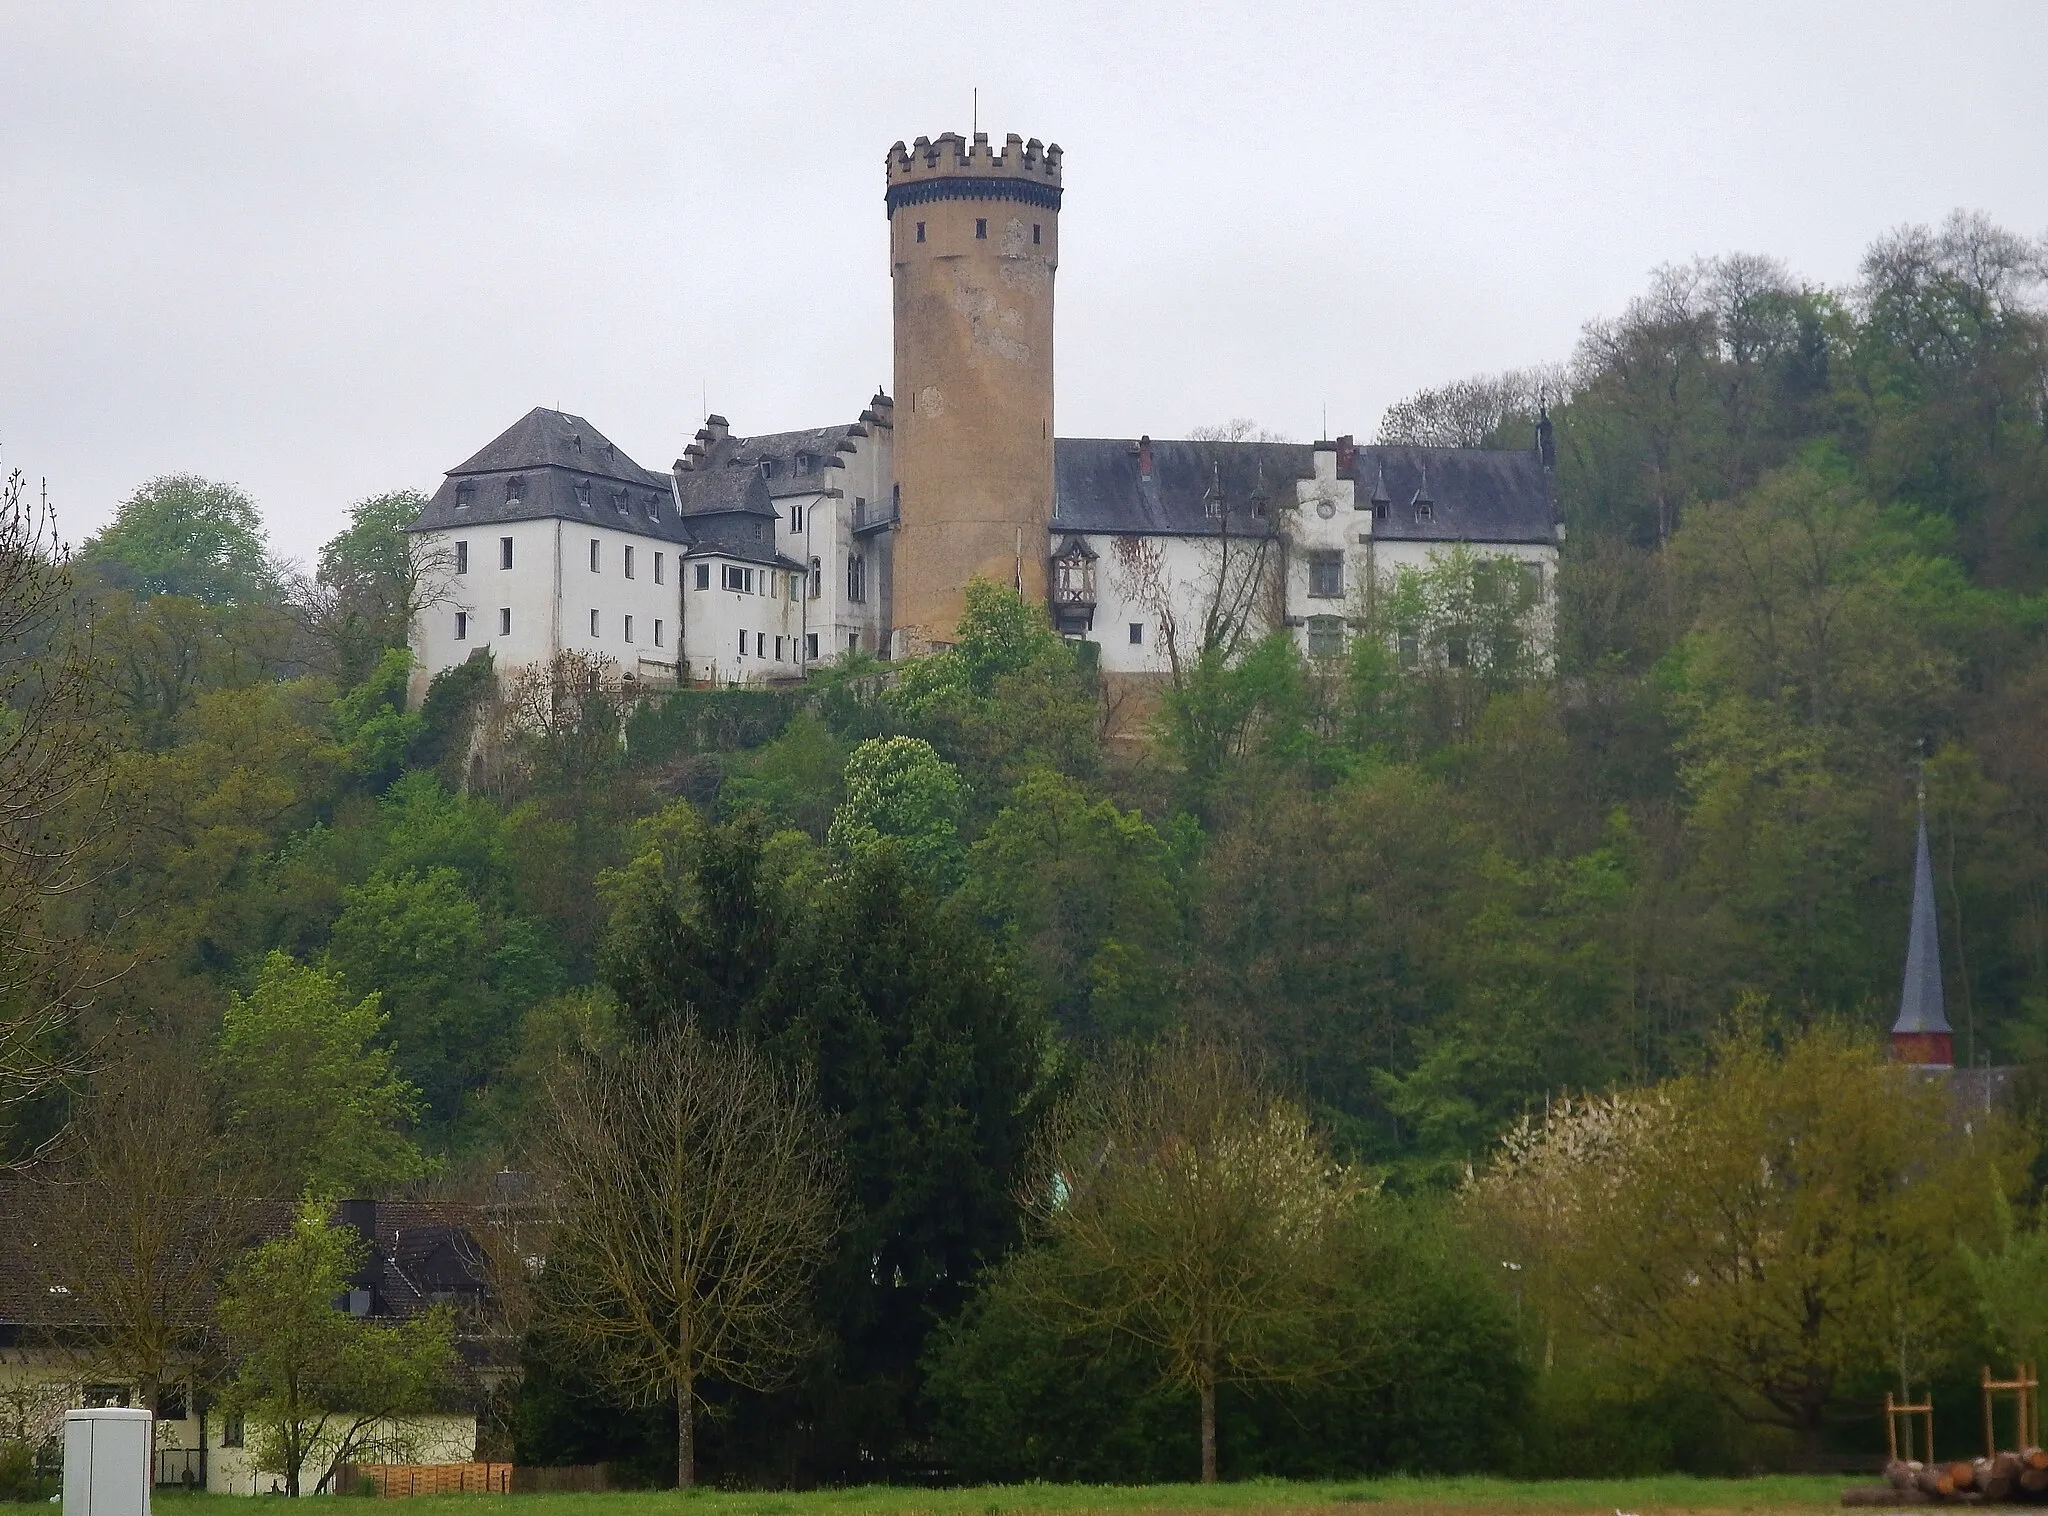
[1961,1190,2048,1377]
[533,1018,839,1489]
[213,951,431,1197]
[217,1203,454,1496]
[827,735,964,884]
[28,1039,251,1412]
[307,490,447,686]
[0,465,107,1119]
[1020,1039,1368,1482]
[1469,1016,2027,1454]
[80,475,277,606]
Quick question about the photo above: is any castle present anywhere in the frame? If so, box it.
[404,131,1562,691]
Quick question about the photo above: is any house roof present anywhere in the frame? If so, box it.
[1051,437,1556,544]
[408,408,687,544]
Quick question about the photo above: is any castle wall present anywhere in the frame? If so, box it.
[887,132,1059,651]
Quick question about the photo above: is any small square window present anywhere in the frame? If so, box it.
[499,537,513,569]
[499,607,511,636]
[975,218,987,239]
[915,221,925,243]
[696,563,710,590]
[454,541,468,575]
[590,609,600,637]
[1128,622,1143,645]
[455,611,468,641]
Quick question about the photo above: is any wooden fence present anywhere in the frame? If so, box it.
[341,1462,513,1497]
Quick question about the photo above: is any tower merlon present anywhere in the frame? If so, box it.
[886,130,1062,212]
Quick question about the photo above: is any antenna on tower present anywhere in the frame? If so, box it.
[973,87,978,136]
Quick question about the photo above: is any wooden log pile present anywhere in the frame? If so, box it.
[1846,1451,2048,1504]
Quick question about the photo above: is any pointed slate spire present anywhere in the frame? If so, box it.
[1892,770,1953,1067]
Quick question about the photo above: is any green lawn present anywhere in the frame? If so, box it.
[143,1475,1864,1515]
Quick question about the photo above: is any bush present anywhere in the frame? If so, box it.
[0,1440,54,1503]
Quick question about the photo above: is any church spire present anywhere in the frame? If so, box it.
[1892,763,1953,1067]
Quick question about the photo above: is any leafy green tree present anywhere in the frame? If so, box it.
[313,490,436,685]
[214,951,430,1196]
[1470,1017,2029,1456]
[1961,1190,2048,1376]
[333,648,423,791]
[827,735,964,885]
[1018,1039,1368,1482]
[964,766,1185,1042]
[718,709,848,839]
[217,1203,453,1495]
[81,475,277,606]
[327,868,499,1126]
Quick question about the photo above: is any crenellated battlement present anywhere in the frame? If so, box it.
[885,130,1062,214]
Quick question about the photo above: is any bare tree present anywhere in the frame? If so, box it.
[1020,1039,1368,1483]
[27,1038,252,1409]
[532,1019,839,1488]
[1374,365,1569,449]
[0,465,109,1123]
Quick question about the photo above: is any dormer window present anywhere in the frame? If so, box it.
[758,459,774,481]
[505,476,525,505]
[455,482,475,510]
[1417,502,1434,522]
[575,481,592,509]
[1051,538,1098,606]
[795,452,814,473]
[612,491,628,514]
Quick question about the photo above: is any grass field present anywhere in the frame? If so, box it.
[138,1475,1865,1516]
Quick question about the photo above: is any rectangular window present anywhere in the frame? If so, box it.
[789,572,801,599]
[454,540,469,574]
[624,614,634,643]
[455,482,474,510]
[847,554,866,603]
[806,632,818,660]
[1128,622,1143,645]
[915,220,925,243]
[590,539,600,572]
[1398,632,1420,669]
[1033,223,1042,245]
[975,217,987,238]
[499,607,511,636]
[848,632,859,653]
[790,503,803,532]
[500,537,513,569]
[654,618,664,647]
[590,609,600,637]
[737,629,747,657]
[624,545,635,579]
[654,552,664,585]
[696,562,710,590]
[455,611,468,641]
[221,1414,244,1449]
[1522,560,1545,601]
[1308,615,1345,658]
[1308,551,1344,598]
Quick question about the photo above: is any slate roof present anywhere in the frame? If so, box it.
[0,1188,490,1345]
[684,422,869,501]
[1895,808,1952,1036]
[1052,438,1556,544]
[408,407,687,545]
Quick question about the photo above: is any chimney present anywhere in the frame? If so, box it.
[1137,434,1153,480]
[703,415,730,443]
[1335,434,1356,474]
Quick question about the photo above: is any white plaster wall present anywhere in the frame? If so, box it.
[410,520,686,689]
[680,557,807,686]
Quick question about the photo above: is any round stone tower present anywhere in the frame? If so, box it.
[885,129,1062,652]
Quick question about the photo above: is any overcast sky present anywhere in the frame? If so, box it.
[3,1,2044,566]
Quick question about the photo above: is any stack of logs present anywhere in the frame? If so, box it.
[1878,1451,2048,1502]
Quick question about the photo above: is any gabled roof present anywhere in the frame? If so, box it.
[684,422,868,500]
[1895,808,1952,1036]
[1051,438,1556,544]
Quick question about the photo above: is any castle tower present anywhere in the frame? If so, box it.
[885,129,1062,652]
